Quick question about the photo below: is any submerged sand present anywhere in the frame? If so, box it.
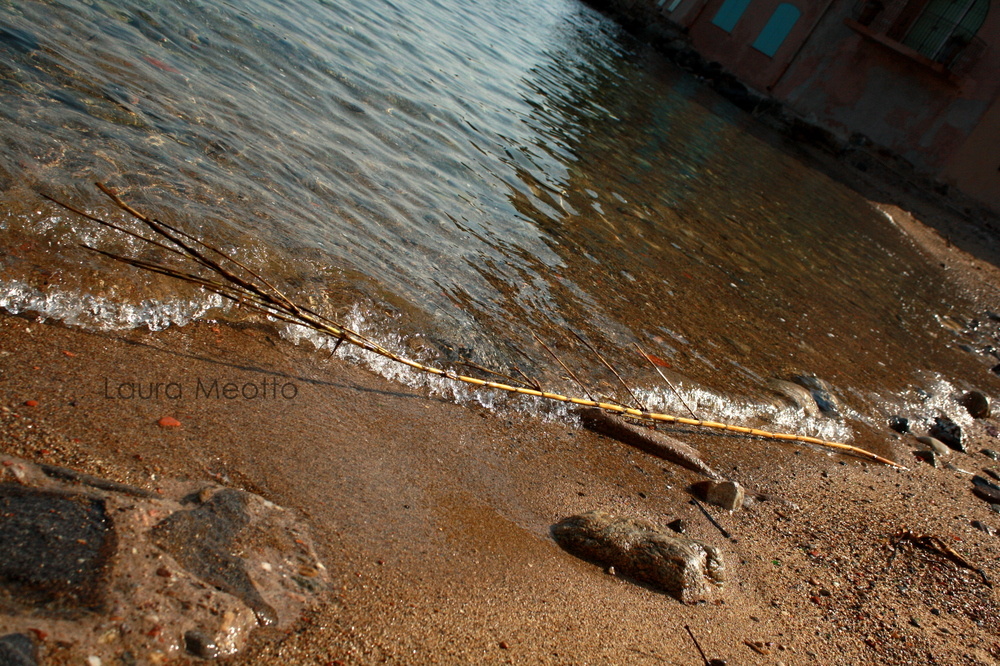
[4,161,1000,664]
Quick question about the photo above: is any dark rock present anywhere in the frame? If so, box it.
[888,416,910,434]
[984,449,1000,460]
[551,511,725,603]
[960,391,991,418]
[986,468,1000,482]
[690,480,745,511]
[0,634,37,666]
[666,518,687,534]
[930,416,964,452]
[0,485,116,618]
[973,476,1000,504]
[912,450,939,467]
[184,629,221,659]
[151,489,278,626]
[971,520,995,536]
[992,363,1000,376]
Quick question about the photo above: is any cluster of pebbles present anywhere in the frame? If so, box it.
[0,456,328,664]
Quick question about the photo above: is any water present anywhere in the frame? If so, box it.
[0,0,990,451]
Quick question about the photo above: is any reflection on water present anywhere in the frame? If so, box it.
[0,0,989,449]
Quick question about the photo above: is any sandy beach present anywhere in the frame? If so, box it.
[3,167,1000,665]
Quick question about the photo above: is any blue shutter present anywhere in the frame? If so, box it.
[752,3,801,57]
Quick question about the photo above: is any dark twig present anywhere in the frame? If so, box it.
[692,497,733,540]
[530,329,598,403]
[570,330,645,411]
[685,625,711,666]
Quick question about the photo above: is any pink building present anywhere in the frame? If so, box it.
[640,0,1000,211]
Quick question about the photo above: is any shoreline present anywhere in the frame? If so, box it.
[3,183,1000,663]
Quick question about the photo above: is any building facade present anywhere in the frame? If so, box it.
[636,0,1000,211]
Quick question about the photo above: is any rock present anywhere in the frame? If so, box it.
[577,408,722,479]
[0,455,326,664]
[930,416,964,452]
[888,416,910,434]
[767,379,819,417]
[973,475,1000,504]
[691,480,745,511]
[915,436,950,457]
[152,489,278,626]
[184,630,221,659]
[912,450,939,467]
[985,468,1000,482]
[0,485,115,618]
[792,375,841,416]
[157,416,181,428]
[984,449,1000,460]
[960,391,991,418]
[666,518,687,533]
[0,634,37,666]
[551,511,725,603]
[971,520,996,536]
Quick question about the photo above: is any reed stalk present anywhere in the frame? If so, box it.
[45,184,903,469]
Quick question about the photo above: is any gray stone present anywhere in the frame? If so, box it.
[0,634,37,666]
[984,449,1000,461]
[552,511,725,603]
[792,375,841,416]
[151,489,278,626]
[691,480,745,511]
[915,436,950,456]
[767,379,819,417]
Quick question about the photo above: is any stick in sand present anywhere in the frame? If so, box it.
[43,183,903,469]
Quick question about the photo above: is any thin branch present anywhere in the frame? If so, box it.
[633,342,699,420]
[570,330,645,412]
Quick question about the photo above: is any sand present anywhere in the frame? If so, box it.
[4,159,1000,665]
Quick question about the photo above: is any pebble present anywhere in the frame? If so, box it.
[930,416,964,452]
[666,518,687,533]
[971,520,995,536]
[23,400,38,407]
[960,391,991,418]
[184,630,220,659]
[691,480,745,511]
[912,450,939,467]
[157,416,181,428]
[983,449,1000,460]
[888,416,910,434]
[915,436,950,456]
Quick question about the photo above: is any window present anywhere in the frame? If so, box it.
[902,0,989,63]
[712,0,754,32]
[752,3,802,56]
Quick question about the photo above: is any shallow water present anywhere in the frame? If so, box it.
[0,0,990,448]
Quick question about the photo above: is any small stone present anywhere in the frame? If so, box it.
[23,400,38,408]
[913,450,939,467]
[498,641,510,650]
[888,416,910,434]
[691,480,745,511]
[960,391,991,418]
[157,416,181,428]
[930,416,964,452]
[973,476,1000,504]
[915,436,950,456]
[666,518,687,533]
[983,449,1000,461]
[971,520,995,536]
[184,630,220,659]
[986,468,1000,482]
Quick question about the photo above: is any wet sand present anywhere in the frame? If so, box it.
[3,179,1000,664]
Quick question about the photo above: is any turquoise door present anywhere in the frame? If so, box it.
[712,0,754,32]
